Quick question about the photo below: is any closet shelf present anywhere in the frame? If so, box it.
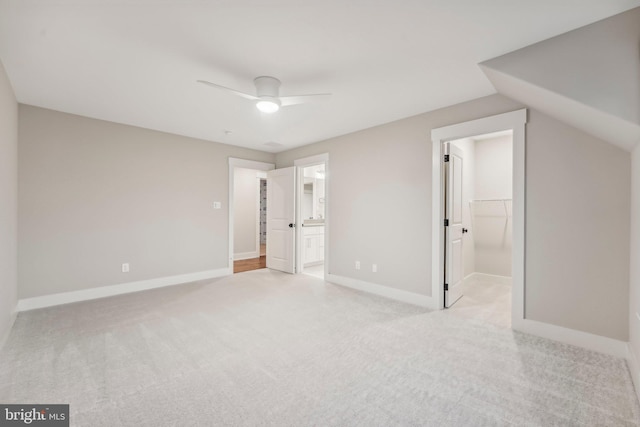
[470,198,512,217]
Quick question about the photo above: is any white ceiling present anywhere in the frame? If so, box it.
[1,0,638,153]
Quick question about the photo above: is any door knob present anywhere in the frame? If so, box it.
[289,223,295,228]
[462,228,468,233]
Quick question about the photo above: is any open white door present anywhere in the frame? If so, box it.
[444,143,465,307]
[266,167,296,273]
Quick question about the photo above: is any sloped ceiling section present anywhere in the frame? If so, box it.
[480,7,640,151]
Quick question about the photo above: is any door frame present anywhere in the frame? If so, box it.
[228,158,275,271]
[431,109,527,328]
[294,153,329,277]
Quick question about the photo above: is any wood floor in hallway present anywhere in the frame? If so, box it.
[234,256,266,273]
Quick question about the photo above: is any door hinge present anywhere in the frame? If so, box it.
[444,154,450,162]
[444,283,449,291]
[444,219,449,227]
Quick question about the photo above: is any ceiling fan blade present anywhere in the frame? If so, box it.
[197,80,258,101]
[280,93,331,107]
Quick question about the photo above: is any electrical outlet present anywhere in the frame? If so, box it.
[122,263,130,273]
[372,264,377,273]
[213,201,222,209]
[355,261,360,270]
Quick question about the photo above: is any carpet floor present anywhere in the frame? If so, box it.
[0,269,638,426]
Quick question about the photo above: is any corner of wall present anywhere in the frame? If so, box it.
[0,308,17,351]
[629,342,640,405]
[0,57,18,351]
[628,143,640,400]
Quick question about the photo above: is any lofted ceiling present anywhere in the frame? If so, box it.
[480,6,640,151]
[1,0,639,153]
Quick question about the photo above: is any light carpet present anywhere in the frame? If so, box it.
[0,269,638,426]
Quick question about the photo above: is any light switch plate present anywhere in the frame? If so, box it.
[213,201,222,209]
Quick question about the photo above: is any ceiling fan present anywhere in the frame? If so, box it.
[197,76,331,113]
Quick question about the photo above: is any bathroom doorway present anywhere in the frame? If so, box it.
[295,154,328,279]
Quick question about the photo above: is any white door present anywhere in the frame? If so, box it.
[445,143,464,307]
[267,167,296,273]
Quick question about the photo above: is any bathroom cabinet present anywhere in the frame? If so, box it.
[303,225,324,266]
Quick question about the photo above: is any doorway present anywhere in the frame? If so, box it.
[228,155,329,277]
[295,154,329,279]
[299,163,326,278]
[228,158,275,274]
[233,169,268,273]
[431,109,527,330]
[443,131,514,327]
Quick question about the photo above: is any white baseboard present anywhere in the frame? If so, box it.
[304,260,324,268]
[326,273,437,310]
[0,307,17,351]
[513,318,628,358]
[627,343,640,405]
[17,267,232,312]
[234,251,260,261]
[465,272,512,285]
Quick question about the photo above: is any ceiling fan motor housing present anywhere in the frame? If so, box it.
[254,76,281,98]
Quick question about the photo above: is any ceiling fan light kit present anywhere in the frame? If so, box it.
[256,99,280,113]
[254,76,281,113]
[197,75,331,114]
[256,97,281,113]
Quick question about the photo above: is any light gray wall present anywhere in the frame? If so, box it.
[276,94,631,341]
[473,135,512,277]
[450,138,475,279]
[277,94,523,296]
[482,7,640,126]
[630,145,640,358]
[526,110,630,340]
[233,167,259,257]
[474,136,512,200]
[18,105,275,298]
[0,59,17,346]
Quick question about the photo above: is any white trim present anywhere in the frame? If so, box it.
[516,318,628,359]
[17,267,231,312]
[431,109,527,325]
[465,272,512,286]
[627,343,640,404]
[228,158,275,271]
[294,153,329,277]
[233,251,260,261]
[228,158,275,170]
[294,153,328,166]
[326,273,437,310]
